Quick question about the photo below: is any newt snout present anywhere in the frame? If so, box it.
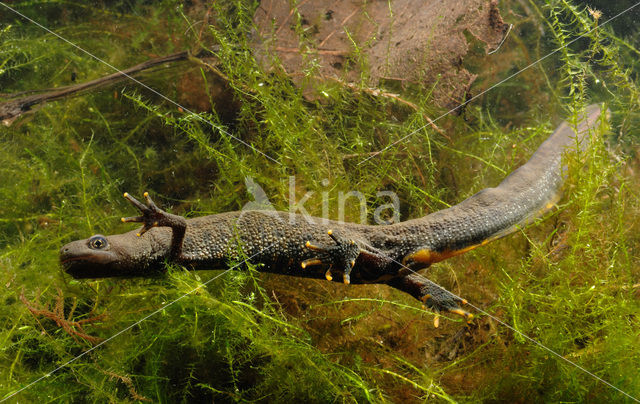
[60,238,119,278]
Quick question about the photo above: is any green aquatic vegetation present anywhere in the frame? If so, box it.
[1,0,640,402]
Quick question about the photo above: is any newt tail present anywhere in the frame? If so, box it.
[60,104,606,322]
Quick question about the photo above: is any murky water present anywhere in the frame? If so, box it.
[1,1,639,402]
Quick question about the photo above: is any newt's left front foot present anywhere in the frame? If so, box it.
[121,192,187,236]
[121,192,188,260]
[301,230,360,284]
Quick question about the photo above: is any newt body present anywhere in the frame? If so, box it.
[60,105,605,317]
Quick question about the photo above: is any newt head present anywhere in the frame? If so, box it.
[60,230,167,278]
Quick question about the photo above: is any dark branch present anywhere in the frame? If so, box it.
[0,49,215,124]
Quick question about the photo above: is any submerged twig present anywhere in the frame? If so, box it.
[342,151,407,160]
[97,367,151,402]
[488,23,513,54]
[274,46,349,56]
[0,49,214,124]
[329,77,446,138]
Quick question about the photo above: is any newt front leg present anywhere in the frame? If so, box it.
[121,192,187,260]
[302,229,360,284]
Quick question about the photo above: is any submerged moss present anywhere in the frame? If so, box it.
[1,0,639,402]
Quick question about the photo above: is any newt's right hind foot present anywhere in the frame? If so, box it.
[389,273,474,326]
[421,291,473,326]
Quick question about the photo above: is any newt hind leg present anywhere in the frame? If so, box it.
[387,273,473,325]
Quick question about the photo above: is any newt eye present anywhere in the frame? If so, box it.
[88,235,108,250]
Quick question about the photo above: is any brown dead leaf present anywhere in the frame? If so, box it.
[253,0,509,109]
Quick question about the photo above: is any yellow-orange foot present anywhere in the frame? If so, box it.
[301,229,360,284]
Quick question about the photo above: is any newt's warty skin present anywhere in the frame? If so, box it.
[60,104,605,316]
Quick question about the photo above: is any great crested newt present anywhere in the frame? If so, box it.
[60,104,606,321]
